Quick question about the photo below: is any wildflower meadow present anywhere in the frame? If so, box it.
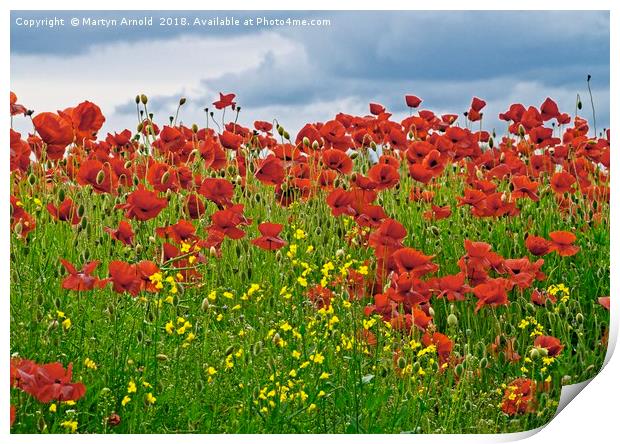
[9,89,610,434]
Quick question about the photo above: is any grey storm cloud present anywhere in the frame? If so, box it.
[11,10,610,134]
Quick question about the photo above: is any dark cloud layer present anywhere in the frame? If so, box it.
[12,10,610,131]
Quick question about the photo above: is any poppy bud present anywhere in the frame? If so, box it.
[80,216,88,230]
[577,97,582,110]
[561,375,571,385]
[210,246,217,257]
[529,348,540,360]
[156,354,169,361]
[94,169,105,185]
[412,361,420,373]
[136,330,143,343]
[190,123,198,133]
[179,97,187,106]
[253,341,263,356]
[161,171,170,185]
[303,137,310,146]
[428,307,435,317]
[283,131,290,140]
[13,222,23,236]
[27,172,37,186]
[140,94,148,105]
[350,151,359,160]
[370,141,377,150]
[275,250,282,261]
[479,357,488,369]
[576,312,584,324]
[408,130,414,139]
[518,124,526,137]
[312,140,320,150]
[37,416,47,432]
[277,126,285,136]
[396,356,407,369]
[135,243,143,253]
[447,313,458,328]
[454,363,464,377]
[271,333,281,345]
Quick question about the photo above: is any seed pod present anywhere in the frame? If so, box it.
[454,363,464,377]
[96,170,105,185]
[479,357,488,369]
[447,313,458,328]
[201,298,210,312]
[252,341,263,356]
[161,171,170,185]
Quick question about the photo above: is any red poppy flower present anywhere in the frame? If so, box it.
[11,196,36,239]
[254,120,273,133]
[550,171,576,194]
[391,247,438,277]
[77,159,118,194]
[209,206,248,240]
[108,261,141,296]
[117,186,168,221]
[473,278,512,313]
[10,91,27,116]
[326,188,356,217]
[501,378,535,415]
[199,178,234,207]
[548,231,580,256]
[213,92,236,110]
[307,285,334,309]
[322,149,353,175]
[255,155,285,186]
[369,103,386,115]
[20,362,87,403]
[598,296,610,310]
[10,129,31,172]
[405,95,422,108]
[47,198,81,225]
[431,272,470,301]
[533,335,563,357]
[369,218,407,261]
[32,112,74,159]
[252,222,287,251]
[60,259,107,291]
[105,220,135,245]
[424,205,451,221]
[219,130,243,150]
[65,101,106,143]
[530,288,556,306]
[540,97,560,121]
[525,235,552,256]
[511,175,539,201]
[422,332,453,366]
[367,163,399,190]
[156,219,197,243]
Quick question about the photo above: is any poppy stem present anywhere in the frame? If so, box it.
[586,74,597,136]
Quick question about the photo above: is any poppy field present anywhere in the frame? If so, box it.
[9,90,610,434]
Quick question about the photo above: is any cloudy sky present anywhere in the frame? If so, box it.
[10,10,610,138]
